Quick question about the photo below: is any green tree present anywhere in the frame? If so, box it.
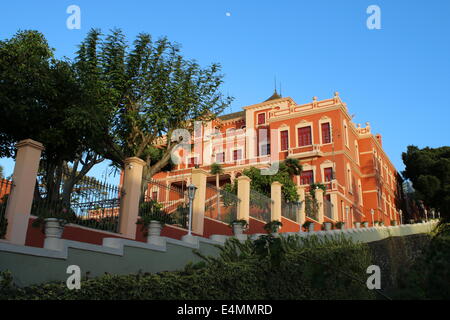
[0,30,109,204]
[74,29,232,182]
[402,145,450,222]
[223,161,301,203]
[210,163,224,218]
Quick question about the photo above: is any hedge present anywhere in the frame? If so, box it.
[1,234,378,300]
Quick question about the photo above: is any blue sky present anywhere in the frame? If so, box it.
[1,0,449,182]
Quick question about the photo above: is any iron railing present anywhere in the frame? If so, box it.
[205,183,240,224]
[141,180,190,229]
[31,177,123,233]
[281,200,302,222]
[304,194,319,221]
[250,189,272,223]
[324,197,333,219]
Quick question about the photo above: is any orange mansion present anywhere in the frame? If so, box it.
[152,91,403,227]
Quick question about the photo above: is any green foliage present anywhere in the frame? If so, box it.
[302,221,314,231]
[391,223,450,299]
[1,234,378,300]
[210,163,224,175]
[263,220,283,233]
[0,30,109,201]
[309,183,327,197]
[137,200,173,227]
[0,194,8,238]
[75,28,232,177]
[236,160,301,202]
[402,145,450,222]
[229,219,248,228]
[335,221,345,229]
[30,200,77,229]
[304,194,319,220]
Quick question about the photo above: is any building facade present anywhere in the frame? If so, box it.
[152,91,403,227]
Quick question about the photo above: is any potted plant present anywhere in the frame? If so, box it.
[230,219,248,236]
[373,220,380,227]
[264,220,283,235]
[31,200,75,240]
[379,221,385,226]
[409,219,415,224]
[353,221,361,228]
[362,221,369,228]
[302,221,315,232]
[323,222,333,231]
[137,200,173,241]
[335,221,345,230]
[390,220,398,226]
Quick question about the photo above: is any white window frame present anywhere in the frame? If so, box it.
[318,117,332,145]
[295,121,314,147]
[278,125,290,152]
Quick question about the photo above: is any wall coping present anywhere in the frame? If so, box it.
[0,221,438,261]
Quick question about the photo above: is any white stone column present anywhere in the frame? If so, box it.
[5,139,45,245]
[190,168,207,235]
[315,188,324,223]
[330,192,339,220]
[237,176,251,222]
[271,181,282,222]
[119,157,146,239]
[297,186,306,227]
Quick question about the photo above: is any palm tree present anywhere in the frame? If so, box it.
[210,163,224,219]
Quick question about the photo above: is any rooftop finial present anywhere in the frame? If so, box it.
[274,76,278,94]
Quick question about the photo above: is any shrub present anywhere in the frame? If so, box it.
[1,234,379,300]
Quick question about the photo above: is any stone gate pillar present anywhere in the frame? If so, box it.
[237,176,251,222]
[119,157,146,239]
[5,139,45,245]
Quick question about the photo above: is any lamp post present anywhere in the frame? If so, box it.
[187,184,197,236]
[370,208,375,227]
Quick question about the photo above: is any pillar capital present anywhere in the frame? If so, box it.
[15,138,45,151]
[123,157,146,167]
[271,181,282,187]
[191,168,209,176]
[236,175,251,182]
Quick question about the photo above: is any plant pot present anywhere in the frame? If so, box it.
[44,218,65,239]
[323,222,332,231]
[362,222,369,228]
[232,223,244,236]
[391,221,398,226]
[307,223,315,232]
[148,220,163,237]
[336,223,345,230]
[374,222,379,227]
[354,222,361,229]
[409,219,415,224]
[43,218,65,251]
